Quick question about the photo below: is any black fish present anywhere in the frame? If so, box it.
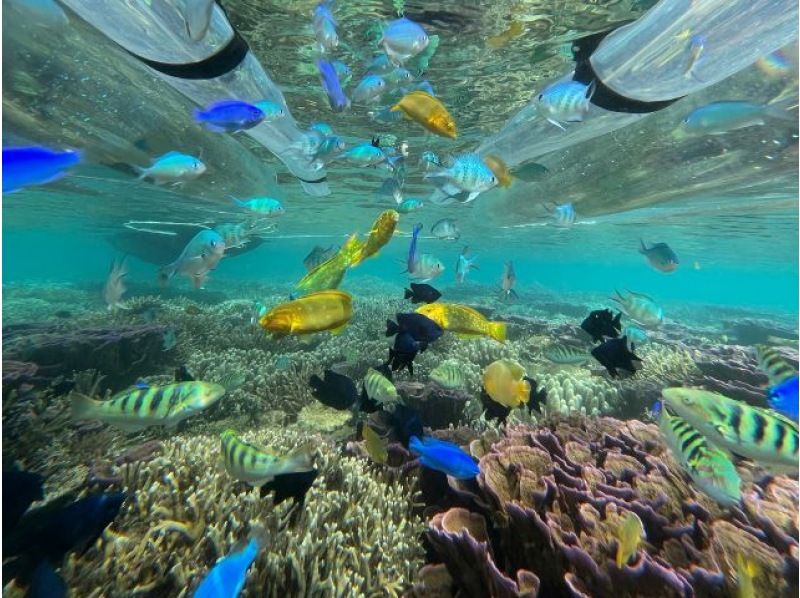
[591,337,642,378]
[404,283,441,304]
[3,470,44,531]
[174,365,195,382]
[580,308,622,343]
[389,405,424,448]
[479,376,547,423]
[28,560,67,598]
[4,492,125,583]
[309,370,359,410]
[385,313,443,348]
[260,469,318,506]
[385,332,419,375]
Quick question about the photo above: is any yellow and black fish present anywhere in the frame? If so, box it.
[220,430,315,488]
[71,381,225,432]
[755,345,797,386]
[661,387,798,475]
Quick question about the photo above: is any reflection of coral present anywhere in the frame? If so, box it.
[62,427,424,596]
[414,417,799,598]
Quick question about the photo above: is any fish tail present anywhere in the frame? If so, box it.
[639,238,647,254]
[488,321,507,343]
[404,288,414,300]
[70,393,101,421]
[408,435,423,455]
[192,107,207,122]
[158,265,176,287]
[133,165,148,180]
[763,96,798,121]
[385,319,400,337]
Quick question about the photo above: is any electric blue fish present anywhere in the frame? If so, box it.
[193,535,263,598]
[193,100,265,133]
[768,375,799,420]
[3,146,81,193]
[316,59,350,113]
[409,436,479,479]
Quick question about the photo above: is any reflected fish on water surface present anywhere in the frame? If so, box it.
[659,405,741,506]
[136,151,206,185]
[352,75,387,104]
[612,290,664,329]
[615,512,645,567]
[2,146,81,193]
[424,153,498,203]
[510,162,549,182]
[455,247,478,283]
[431,218,460,240]
[193,99,264,133]
[639,239,679,273]
[417,303,506,343]
[340,142,386,167]
[681,100,796,135]
[487,20,525,49]
[409,436,479,479]
[220,430,314,487]
[391,91,457,139]
[380,17,429,65]
[661,387,799,475]
[552,203,576,227]
[484,155,513,188]
[259,290,353,338]
[316,58,350,112]
[159,229,225,289]
[537,80,595,130]
[398,198,424,213]
[103,256,129,311]
[232,197,285,217]
[312,0,338,53]
[303,245,338,271]
[252,100,286,121]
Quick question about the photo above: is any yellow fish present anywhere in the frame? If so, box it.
[351,210,399,266]
[259,290,352,337]
[220,430,314,487]
[484,155,513,188]
[734,552,759,598]
[487,20,525,49]
[416,302,506,343]
[482,359,530,408]
[615,511,645,567]
[391,91,458,139]
[294,234,364,294]
[362,423,388,464]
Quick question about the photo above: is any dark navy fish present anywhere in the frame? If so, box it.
[591,337,642,378]
[309,370,359,410]
[409,436,479,479]
[259,469,318,505]
[385,332,420,375]
[639,239,679,273]
[2,469,44,530]
[3,147,81,193]
[389,405,423,447]
[404,283,441,304]
[193,100,265,133]
[27,560,67,598]
[316,58,350,113]
[385,313,443,349]
[580,308,622,343]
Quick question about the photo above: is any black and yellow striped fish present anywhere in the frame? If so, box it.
[71,381,225,432]
[755,345,797,387]
[542,344,590,365]
[220,430,314,487]
[662,387,798,475]
[659,406,741,506]
[364,368,399,406]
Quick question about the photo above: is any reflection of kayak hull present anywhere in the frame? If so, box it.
[109,225,264,265]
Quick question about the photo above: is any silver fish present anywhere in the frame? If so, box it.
[103,256,129,311]
[159,229,225,289]
[612,289,664,329]
[501,260,517,300]
[543,344,590,364]
[431,218,460,240]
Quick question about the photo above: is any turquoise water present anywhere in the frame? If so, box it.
[3,1,799,597]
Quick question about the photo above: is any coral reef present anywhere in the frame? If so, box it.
[413,416,799,598]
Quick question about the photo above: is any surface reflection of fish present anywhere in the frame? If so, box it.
[158,229,225,289]
[510,162,548,182]
[552,203,576,227]
[424,153,498,203]
[380,16,429,65]
[486,20,524,49]
[455,247,478,283]
[681,99,795,135]
[431,218,460,240]
[103,256,129,311]
[536,80,595,130]
[391,90,457,139]
[259,290,352,338]
[500,260,517,300]
[639,239,679,273]
[303,245,338,271]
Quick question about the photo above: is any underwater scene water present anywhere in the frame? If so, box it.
[2,0,799,596]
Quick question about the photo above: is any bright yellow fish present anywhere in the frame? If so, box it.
[734,552,759,598]
[351,210,399,266]
[615,511,645,567]
[259,290,352,337]
[294,234,364,294]
[391,91,458,139]
[482,359,530,408]
[362,424,388,464]
[416,302,506,343]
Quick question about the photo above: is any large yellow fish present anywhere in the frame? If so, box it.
[259,290,352,337]
[482,359,530,408]
[416,302,506,343]
[391,91,457,139]
[484,155,513,188]
[351,210,399,266]
[615,511,645,567]
[294,234,364,295]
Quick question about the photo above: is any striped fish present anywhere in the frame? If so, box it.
[543,344,590,365]
[755,345,797,386]
[364,368,400,406]
[661,387,799,475]
[659,405,741,506]
[71,381,225,432]
[429,362,465,389]
[220,430,314,487]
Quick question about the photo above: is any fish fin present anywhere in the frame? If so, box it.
[329,323,348,336]
[639,239,648,254]
[70,393,102,421]
[192,272,208,289]
[586,80,597,101]
[456,332,483,339]
[404,288,414,300]
[386,319,400,337]
[113,420,151,433]
[763,96,798,122]
[133,166,148,180]
[203,123,229,133]
[546,118,566,131]
[464,191,480,203]
[489,322,507,343]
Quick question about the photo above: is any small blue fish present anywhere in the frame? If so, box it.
[159,229,225,288]
[193,100,265,133]
[314,135,346,164]
[536,80,595,130]
[552,203,576,227]
[398,198,423,213]
[233,197,285,217]
[407,222,423,273]
[193,536,262,598]
[370,106,404,124]
[622,324,648,349]
[309,122,334,137]
[331,60,352,85]
[639,239,679,273]
[352,75,387,103]
[376,177,403,204]
[252,100,286,121]
[136,151,206,185]
[684,34,706,79]
[316,59,350,113]
[768,375,799,420]
[455,247,478,283]
[312,1,338,52]
[681,100,795,135]
[134,380,150,390]
[3,146,81,193]
[420,151,442,169]
[409,436,479,479]
[410,80,435,96]
[380,17,429,65]
[366,54,394,76]
[341,143,385,166]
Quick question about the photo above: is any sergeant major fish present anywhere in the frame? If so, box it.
[543,344,590,365]
[429,362,465,390]
[424,153,498,203]
[536,80,595,130]
[220,430,314,487]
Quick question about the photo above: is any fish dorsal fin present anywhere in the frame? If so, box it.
[159,151,183,159]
